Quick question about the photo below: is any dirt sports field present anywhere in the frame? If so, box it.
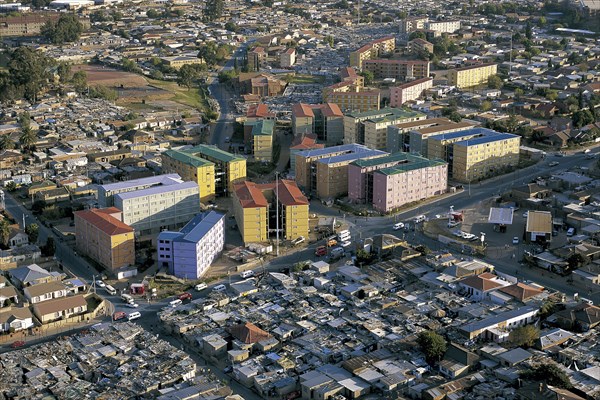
[72,64,148,88]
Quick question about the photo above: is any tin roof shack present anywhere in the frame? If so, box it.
[525,211,552,244]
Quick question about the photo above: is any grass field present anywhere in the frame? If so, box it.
[286,74,325,84]
[147,78,210,111]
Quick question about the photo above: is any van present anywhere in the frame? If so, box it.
[291,236,305,246]
[414,215,426,223]
[169,299,182,308]
[567,227,575,237]
[195,282,208,291]
[213,284,226,292]
[105,285,117,295]
[121,294,134,304]
[240,270,255,279]
[330,247,344,258]
[127,311,141,321]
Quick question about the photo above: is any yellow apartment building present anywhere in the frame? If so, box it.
[74,207,135,271]
[427,128,520,182]
[160,56,205,70]
[250,119,274,162]
[349,36,395,69]
[322,82,381,112]
[447,63,498,89]
[232,180,309,244]
[162,145,246,202]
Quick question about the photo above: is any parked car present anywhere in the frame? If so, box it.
[291,236,305,246]
[113,311,127,321]
[95,280,106,288]
[315,246,327,256]
[393,222,404,230]
[195,282,208,291]
[512,237,520,244]
[11,341,25,348]
[548,161,560,167]
[213,284,226,292]
[127,303,139,308]
[414,215,426,223]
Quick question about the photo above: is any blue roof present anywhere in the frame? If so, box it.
[427,127,519,147]
[100,174,181,192]
[296,143,372,158]
[115,181,197,200]
[317,148,387,165]
[159,211,225,244]
[454,132,519,147]
[427,127,496,142]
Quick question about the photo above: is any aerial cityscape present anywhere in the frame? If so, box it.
[0,0,600,398]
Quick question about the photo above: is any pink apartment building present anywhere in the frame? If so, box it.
[390,77,433,107]
[348,153,447,213]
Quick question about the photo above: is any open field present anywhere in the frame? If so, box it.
[73,64,148,88]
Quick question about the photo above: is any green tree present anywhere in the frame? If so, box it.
[325,35,334,48]
[19,111,36,151]
[5,181,17,192]
[25,223,39,243]
[514,88,524,100]
[359,70,374,86]
[121,58,142,74]
[41,14,83,45]
[41,236,55,256]
[89,85,118,101]
[225,21,238,32]
[56,62,72,83]
[146,8,160,18]
[509,325,540,347]
[505,114,519,133]
[0,218,10,247]
[71,70,87,93]
[567,252,590,270]
[573,110,594,129]
[417,331,447,364]
[197,42,218,65]
[7,47,54,102]
[480,100,492,112]
[487,75,503,90]
[521,364,573,389]
[205,0,223,21]
[0,134,15,150]
[177,64,203,89]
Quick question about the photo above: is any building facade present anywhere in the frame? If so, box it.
[280,48,296,68]
[114,181,200,236]
[343,108,426,150]
[295,144,387,199]
[98,174,183,207]
[157,211,225,279]
[291,103,344,146]
[427,128,521,182]
[322,82,381,112]
[250,119,274,162]
[405,120,475,156]
[349,36,395,69]
[399,17,428,33]
[389,77,434,108]
[408,38,434,56]
[348,153,447,212]
[363,59,430,81]
[232,180,309,245]
[247,47,267,71]
[162,145,246,202]
[447,63,498,89]
[425,20,461,33]
[74,207,135,271]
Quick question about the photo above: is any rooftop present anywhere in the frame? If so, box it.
[115,181,198,201]
[99,174,182,192]
[158,211,224,244]
[75,207,133,235]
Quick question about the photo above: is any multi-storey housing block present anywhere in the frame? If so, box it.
[291,103,344,146]
[447,63,498,89]
[363,59,430,81]
[389,77,434,108]
[349,36,395,69]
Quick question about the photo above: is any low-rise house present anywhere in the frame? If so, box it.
[9,264,57,288]
[0,307,34,333]
[459,273,511,301]
[24,281,68,304]
[536,328,574,350]
[553,303,600,332]
[525,211,552,244]
[459,306,539,341]
[0,285,19,307]
[32,294,88,323]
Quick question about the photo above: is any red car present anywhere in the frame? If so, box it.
[112,311,127,321]
[178,292,192,301]
[315,246,327,256]
[11,341,25,348]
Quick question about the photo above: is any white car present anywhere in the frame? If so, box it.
[512,237,520,244]
[393,222,404,230]
[95,280,106,288]
[522,212,528,218]
[127,303,139,308]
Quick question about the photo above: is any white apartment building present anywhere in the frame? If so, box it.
[157,211,225,279]
[98,174,183,207]
[425,20,461,33]
[114,180,200,236]
[389,77,433,107]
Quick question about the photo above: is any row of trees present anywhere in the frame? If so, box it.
[41,14,83,45]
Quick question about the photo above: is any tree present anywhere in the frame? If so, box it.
[177,64,202,89]
[225,21,238,32]
[0,218,9,248]
[205,0,223,21]
[514,88,524,100]
[19,111,36,151]
[521,364,573,389]
[359,70,374,86]
[505,114,519,133]
[417,331,447,364]
[7,47,54,102]
[572,109,594,128]
[480,100,492,112]
[89,85,118,101]
[41,14,83,45]
[509,325,539,347]
[25,223,39,243]
[487,74,503,90]
[41,236,55,256]
[71,70,87,93]
[121,58,142,74]
[5,181,17,192]
[0,134,15,150]
[355,249,374,266]
[567,252,590,270]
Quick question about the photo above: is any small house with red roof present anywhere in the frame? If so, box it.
[459,273,511,301]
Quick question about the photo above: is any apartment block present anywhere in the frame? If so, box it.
[232,180,309,245]
[162,145,246,201]
[113,181,200,236]
[322,82,381,112]
[447,63,498,89]
[98,174,183,207]
[343,108,426,150]
[74,207,135,271]
[289,134,324,174]
[407,120,476,156]
[247,46,267,72]
[425,20,461,33]
[427,128,521,182]
[339,67,364,87]
[349,36,395,69]
[160,56,205,70]
[389,77,433,108]
[348,153,448,213]
[386,118,454,153]
[250,119,274,162]
[295,144,387,199]
[399,17,428,33]
[291,103,344,145]
[157,211,225,279]
[408,38,434,56]
[280,48,296,68]
[0,14,59,36]
[363,59,430,81]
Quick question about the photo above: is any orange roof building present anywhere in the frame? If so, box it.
[232,180,309,245]
[74,208,135,271]
[291,102,344,145]
[499,282,544,302]
[230,322,272,344]
[460,273,510,301]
